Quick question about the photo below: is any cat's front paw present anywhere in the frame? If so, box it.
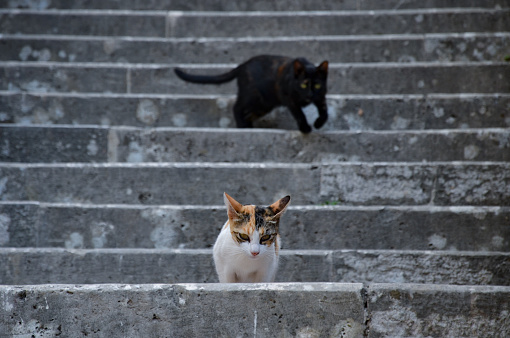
[299,124,312,133]
[314,116,328,129]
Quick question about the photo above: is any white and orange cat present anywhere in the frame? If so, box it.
[213,193,291,283]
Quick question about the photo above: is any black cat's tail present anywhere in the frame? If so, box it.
[174,67,238,84]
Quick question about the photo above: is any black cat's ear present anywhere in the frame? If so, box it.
[293,60,305,77]
[317,61,329,74]
[269,195,291,220]
[224,192,243,220]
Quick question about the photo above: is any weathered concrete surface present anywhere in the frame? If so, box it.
[2,202,509,252]
[3,33,510,64]
[0,92,237,128]
[0,163,319,205]
[366,284,510,337]
[1,283,508,337]
[0,203,39,248]
[0,125,110,163]
[0,283,366,338]
[0,248,215,284]
[3,125,510,163]
[320,162,510,206]
[1,92,508,130]
[4,0,506,10]
[2,62,509,95]
[0,10,168,37]
[329,250,510,285]
[0,248,508,285]
[434,164,510,206]
[1,9,508,37]
[1,162,509,206]
[1,63,128,94]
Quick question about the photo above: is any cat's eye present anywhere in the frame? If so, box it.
[314,84,321,89]
[238,233,250,241]
[300,81,309,89]
[260,235,271,243]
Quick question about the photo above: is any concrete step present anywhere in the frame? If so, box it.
[2,202,508,251]
[1,248,508,285]
[1,162,508,206]
[0,283,364,337]
[3,61,509,95]
[1,283,509,337]
[5,0,506,10]
[3,283,509,337]
[2,125,509,163]
[2,92,508,130]
[1,9,508,37]
[367,283,510,337]
[3,33,510,64]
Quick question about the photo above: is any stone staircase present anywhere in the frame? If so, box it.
[1,0,509,336]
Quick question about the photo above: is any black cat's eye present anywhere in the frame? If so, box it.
[300,81,309,89]
[314,84,321,89]
[260,235,271,243]
[238,233,250,241]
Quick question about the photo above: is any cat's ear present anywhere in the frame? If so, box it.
[293,60,305,77]
[224,192,243,220]
[269,195,291,220]
[317,61,329,74]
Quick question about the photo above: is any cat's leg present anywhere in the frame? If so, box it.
[217,266,238,283]
[288,105,312,133]
[260,270,277,283]
[259,260,279,282]
[313,100,328,129]
[233,98,254,128]
[214,251,238,282]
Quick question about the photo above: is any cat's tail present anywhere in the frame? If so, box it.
[174,67,238,84]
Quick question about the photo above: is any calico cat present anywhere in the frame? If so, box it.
[174,55,329,133]
[213,193,291,283]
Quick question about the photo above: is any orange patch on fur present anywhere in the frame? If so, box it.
[228,205,256,243]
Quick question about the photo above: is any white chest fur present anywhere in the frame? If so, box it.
[213,222,279,283]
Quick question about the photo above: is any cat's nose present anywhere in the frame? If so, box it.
[250,243,260,256]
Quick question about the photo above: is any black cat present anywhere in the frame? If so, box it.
[174,55,329,133]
